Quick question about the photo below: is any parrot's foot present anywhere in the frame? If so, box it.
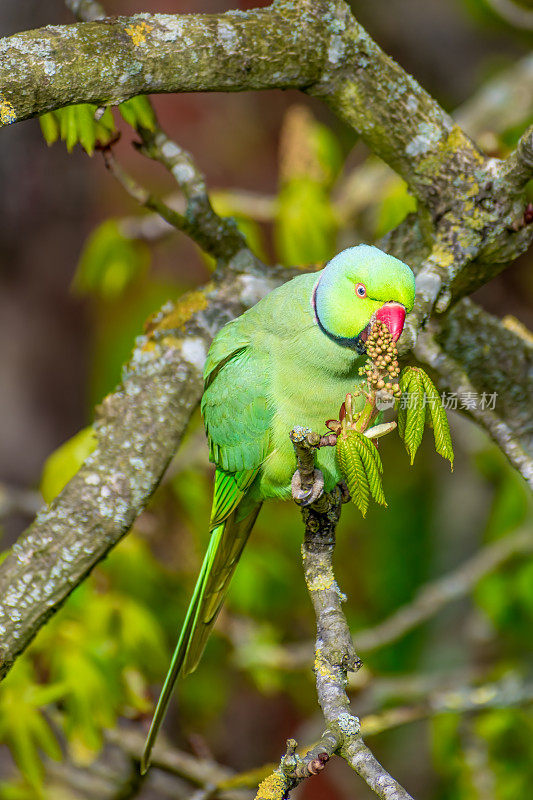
[291,468,324,506]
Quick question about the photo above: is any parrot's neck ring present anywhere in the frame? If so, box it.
[311,279,368,355]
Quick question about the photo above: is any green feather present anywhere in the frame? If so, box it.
[141,476,260,774]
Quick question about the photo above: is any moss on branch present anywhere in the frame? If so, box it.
[0,5,325,125]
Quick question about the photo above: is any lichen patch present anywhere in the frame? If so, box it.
[146,290,209,335]
[0,95,16,126]
[125,21,152,47]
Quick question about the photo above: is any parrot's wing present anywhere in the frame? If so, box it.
[210,467,258,527]
[201,322,272,476]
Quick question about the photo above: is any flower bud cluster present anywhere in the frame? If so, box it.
[364,321,402,399]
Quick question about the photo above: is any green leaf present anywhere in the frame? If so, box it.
[309,122,343,187]
[0,660,63,791]
[72,219,149,299]
[336,430,371,516]
[418,370,454,468]
[38,104,115,155]
[40,426,97,504]
[374,176,417,239]
[352,434,387,506]
[398,368,426,464]
[64,106,78,152]
[38,112,59,146]
[75,104,97,155]
[118,96,156,131]
[397,366,454,468]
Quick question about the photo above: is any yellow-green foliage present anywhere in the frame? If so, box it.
[336,430,386,517]
[117,95,156,132]
[398,367,453,467]
[374,175,417,239]
[0,535,168,792]
[38,97,155,155]
[39,104,115,155]
[72,219,150,300]
[40,426,97,504]
[275,108,342,266]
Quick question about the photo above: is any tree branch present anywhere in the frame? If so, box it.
[134,125,251,262]
[255,434,414,800]
[102,143,250,263]
[246,525,533,671]
[416,305,533,487]
[0,5,326,124]
[196,672,533,792]
[0,260,295,679]
[2,0,530,318]
[300,483,414,799]
[355,526,533,653]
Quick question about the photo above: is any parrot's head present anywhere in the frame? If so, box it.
[312,244,415,353]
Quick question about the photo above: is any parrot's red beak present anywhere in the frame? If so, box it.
[375,302,406,341]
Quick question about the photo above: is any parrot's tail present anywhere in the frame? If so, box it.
[140,501,261,774]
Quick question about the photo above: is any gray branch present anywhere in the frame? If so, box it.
[300,481,414,799]
[0,0,532,684]
[416,301,533,487]
[0,260,291,678]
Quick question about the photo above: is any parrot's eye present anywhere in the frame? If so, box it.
[355,283,366,297]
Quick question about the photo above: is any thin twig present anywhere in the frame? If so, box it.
[134,126,253,263]
[65,0,105,21]
[255,433,414,800]
[203,671,533,792]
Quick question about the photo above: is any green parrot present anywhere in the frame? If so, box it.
[141,244,415,772]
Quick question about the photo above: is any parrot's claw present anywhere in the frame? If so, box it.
[291,468,325,506]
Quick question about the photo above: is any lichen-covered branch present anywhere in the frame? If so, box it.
[416,304,533,487]
[255,433,414,800]
[1,0,531,687]
[0,4,326,124]
[0,259,293,678]
[47,666,533,797]
[183,672,533,793]
[301,485,414,799]
[102,142,250,263]
[2,0,531,316]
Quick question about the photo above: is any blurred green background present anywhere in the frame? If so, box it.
[0,1,532,798]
